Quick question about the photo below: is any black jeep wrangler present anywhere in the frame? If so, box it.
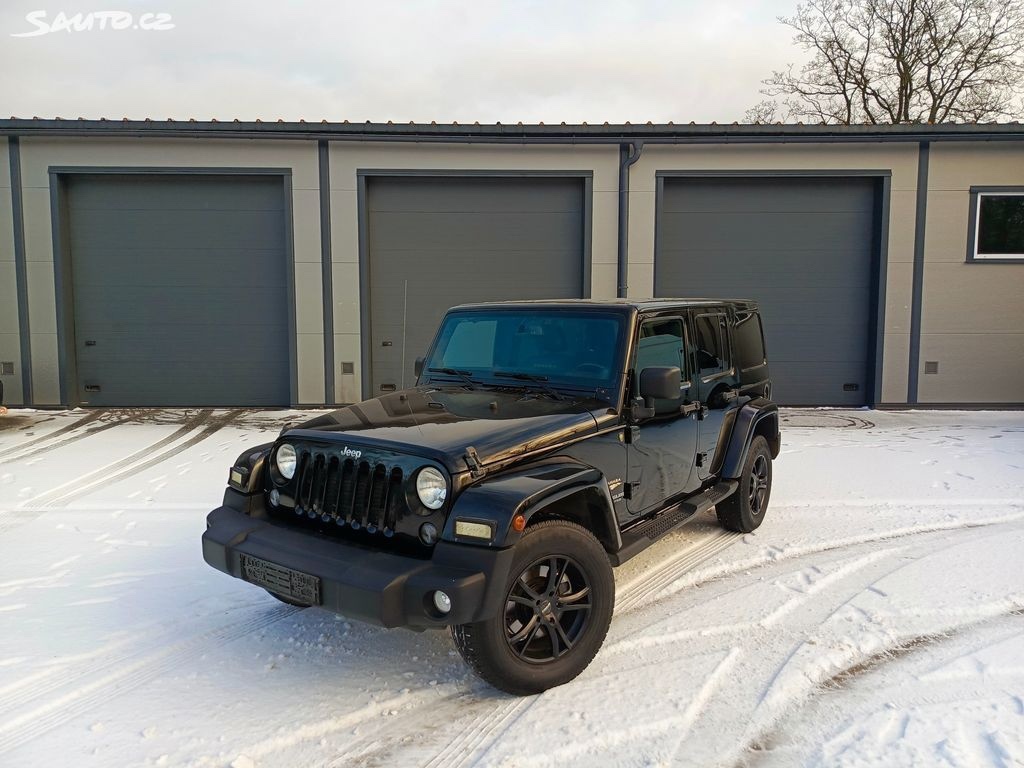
[202,300,779,694]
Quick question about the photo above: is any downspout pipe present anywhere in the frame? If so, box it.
[617,141,643,298]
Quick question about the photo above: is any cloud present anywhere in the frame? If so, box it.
[0,0,799,123]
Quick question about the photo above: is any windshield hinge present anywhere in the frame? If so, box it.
[465,446,485,478]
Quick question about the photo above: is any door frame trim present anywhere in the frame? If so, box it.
[355,169,594,400]
[47,166,299,407]
[653,169,892,407]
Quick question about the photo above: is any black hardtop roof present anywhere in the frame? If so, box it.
[449,298,758,312]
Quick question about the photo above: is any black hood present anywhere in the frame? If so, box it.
[284,387,605,473]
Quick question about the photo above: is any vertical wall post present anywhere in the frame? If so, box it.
[318,139,336,405]
[907,141,930,404]
[9,136,32,405]
[617,142,643,298]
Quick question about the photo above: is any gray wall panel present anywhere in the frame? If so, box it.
[366,177,585,393]
[65,174,290,406]
[656,177,877,406]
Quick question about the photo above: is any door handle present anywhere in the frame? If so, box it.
[680,402,701,416]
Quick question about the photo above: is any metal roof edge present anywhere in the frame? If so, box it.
[1,119,1022,143]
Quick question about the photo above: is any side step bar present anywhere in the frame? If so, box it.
[611,481,738,566]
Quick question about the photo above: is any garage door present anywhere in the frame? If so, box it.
[655,177,878,406]
[365,176,585,394]
[66,174,291,407]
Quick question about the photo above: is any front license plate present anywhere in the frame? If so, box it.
[240,554,321,605]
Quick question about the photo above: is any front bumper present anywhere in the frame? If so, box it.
[202,505,515,628]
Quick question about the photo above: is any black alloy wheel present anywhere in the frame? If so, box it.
[749,453,770,517]
[503,555,592,663]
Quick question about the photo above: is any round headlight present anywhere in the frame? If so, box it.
[416,467,447,510]
[275,443,297,480]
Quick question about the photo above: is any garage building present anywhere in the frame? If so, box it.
[1,121,1022,408]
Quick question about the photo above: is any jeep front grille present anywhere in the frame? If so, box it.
[293,449,404,536]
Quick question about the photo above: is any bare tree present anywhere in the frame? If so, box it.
[747,0,1024,124]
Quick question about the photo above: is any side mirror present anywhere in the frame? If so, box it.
[639,366,682,401]
[414,357,425,379]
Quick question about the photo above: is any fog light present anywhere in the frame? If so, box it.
[419,522,438,545]
[433,590,451,614]
[269,489,280,506]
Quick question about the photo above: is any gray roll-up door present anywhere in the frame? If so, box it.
[656,177,878,406]
[365,176,585,393]
[66,174,290,406]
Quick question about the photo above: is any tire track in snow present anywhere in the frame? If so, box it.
[12,409,214,510]
[737,612,1024,767]
[0,410,107,461]
[623,508,1024,615]
[421,695,535,768]
[4,409,246,529]
[616,528,742,613]
[322,690,477,768]
[42,408,247,507]
[0,604,300,756]
[0,411,139,464]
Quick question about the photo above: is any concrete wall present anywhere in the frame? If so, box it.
[5,134,1022,407]
[920,143,1024,403]
[16,138,324,405]
[626,143,920,404]
[0,138,22,405]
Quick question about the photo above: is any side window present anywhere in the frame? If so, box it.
[733,311,766,372]
[635,318,688,411]
[972,192,1024,260]
[693,313,730,376]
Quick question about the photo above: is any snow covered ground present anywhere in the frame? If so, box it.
[0,407,1022,768]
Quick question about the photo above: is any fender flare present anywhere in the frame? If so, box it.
[441,458,622,553]
[720,398,781,479]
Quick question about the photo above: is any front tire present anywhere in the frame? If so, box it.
[451,520,614,696]
[716,435,772,533]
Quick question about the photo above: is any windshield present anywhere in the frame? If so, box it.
[421,309,626,396]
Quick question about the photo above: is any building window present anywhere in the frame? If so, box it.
[971,190,1024,261]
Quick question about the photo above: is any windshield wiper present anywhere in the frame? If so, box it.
[426,367,479,389]
[493,371,568,401]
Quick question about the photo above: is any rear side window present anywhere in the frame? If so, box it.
[733,311,766,372]
[693,313,730,375]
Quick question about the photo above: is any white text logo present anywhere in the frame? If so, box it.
[12,10,175,37]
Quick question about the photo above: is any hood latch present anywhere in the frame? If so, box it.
[464,446,485,479]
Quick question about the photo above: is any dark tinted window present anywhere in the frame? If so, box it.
[977,194,1024,257]
[425,310,625,389]
[734,311,766,371]
[693,314,730,374]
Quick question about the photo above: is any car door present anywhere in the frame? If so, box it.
[626,316,701,516]
[690,309,740,480]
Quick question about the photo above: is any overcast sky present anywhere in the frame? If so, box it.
[0,1,802,124]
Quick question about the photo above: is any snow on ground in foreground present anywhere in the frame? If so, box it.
[0,408,1022,767]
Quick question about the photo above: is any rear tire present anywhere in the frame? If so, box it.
[451,520,614,695]
[716,435,772,533]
